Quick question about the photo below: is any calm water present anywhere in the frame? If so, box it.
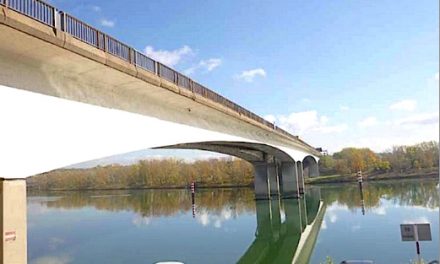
[28,179,439,264]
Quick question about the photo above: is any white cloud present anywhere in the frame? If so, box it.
[395,112,439,127]
[321,219,327,230]
[144,45,193,67]
[329,213,338,223]
[90,5,101,12]
[389,99,417,111]
[132,215,151,227]
[31,255,72,264]
[371,207,386,215]
[267,110,347,135]
[340,105,350,111]
[316,124,348,133]
[263,114,276,123]
[358,116,378,128]
[197,212,210,226]
[435,72,439,81]
[236,68,266,82]
[184,58,222,75]
[301,98,311,103]
[99,18,115,28]
[200,58,222,71]
[48,237,65,250]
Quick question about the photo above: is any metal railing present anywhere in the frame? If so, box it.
[158,63,176,83]
[6,0,54,26]
[0,0,307,144]
[135,51,155,73]
[64,13,99,47]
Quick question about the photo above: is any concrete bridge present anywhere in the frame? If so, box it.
[0,0,320,263]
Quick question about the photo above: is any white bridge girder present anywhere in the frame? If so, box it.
[0,85,316,179]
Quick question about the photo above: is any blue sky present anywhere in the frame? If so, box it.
[52,0,438,164]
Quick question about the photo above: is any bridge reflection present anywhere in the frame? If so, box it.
[238,187,325,264]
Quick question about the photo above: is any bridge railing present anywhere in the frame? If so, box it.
[7,0,55,26]
[0,0,308,144]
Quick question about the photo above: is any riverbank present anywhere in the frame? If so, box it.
[305,169,439,185]
[28,170,439,191]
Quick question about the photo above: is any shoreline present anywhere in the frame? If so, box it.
[27,183,253,192]
[306,170,439,185]
[27,171,439,191]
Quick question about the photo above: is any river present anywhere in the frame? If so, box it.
[27,179,439,264]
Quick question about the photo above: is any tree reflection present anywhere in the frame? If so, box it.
[320,179,439,212]
[32,188,256,218]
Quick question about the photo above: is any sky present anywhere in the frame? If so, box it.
[49,0,439,166]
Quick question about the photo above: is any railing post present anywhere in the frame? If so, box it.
[59,11,66,32]
[96,31,99,49]
[189,79,193,92]
[52,7,56,28]
[129,48,135,65]
[4,0,7,8]
[103,34,107,52]
[155,62,160,76]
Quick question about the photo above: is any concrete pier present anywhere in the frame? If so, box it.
[254,162,270,200]
[280,162,300,199]
[0,179,27,264]
[253,162,280,200]
[297,162,305,195]
[267,163,280,197]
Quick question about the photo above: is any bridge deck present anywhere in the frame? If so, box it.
[0,0,318,156]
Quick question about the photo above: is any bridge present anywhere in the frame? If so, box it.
[0,0,321,263]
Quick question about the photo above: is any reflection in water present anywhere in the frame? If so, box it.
[311,179,439,264]
[27,179,439,264]
[29,187,324,263]
[359,182,366,215]
[237,197,322,264]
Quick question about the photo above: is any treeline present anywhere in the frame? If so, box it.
[28,158,254,190]
[319,141,439,176]
[28,141,438,190]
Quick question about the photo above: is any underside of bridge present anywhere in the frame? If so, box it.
[157,141,319,200]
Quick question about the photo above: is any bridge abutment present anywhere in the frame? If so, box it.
[0,179,27,264]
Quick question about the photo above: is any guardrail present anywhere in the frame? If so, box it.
[0,0,306,145]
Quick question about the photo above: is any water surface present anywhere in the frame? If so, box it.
[28,179,439,264]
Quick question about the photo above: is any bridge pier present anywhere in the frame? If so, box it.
[303,156,320,178]
[279,162,300,199]
[296,162,305,195]
[267,163,280,197]
[253,162,280,200]
[0,179,27,264]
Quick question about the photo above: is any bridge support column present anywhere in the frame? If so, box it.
[280,162,299,199]
[0,179,27,264]
[253,162,280,200]
[254,162,270,200]
[297,162,305,195]
[267,163,280,197]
